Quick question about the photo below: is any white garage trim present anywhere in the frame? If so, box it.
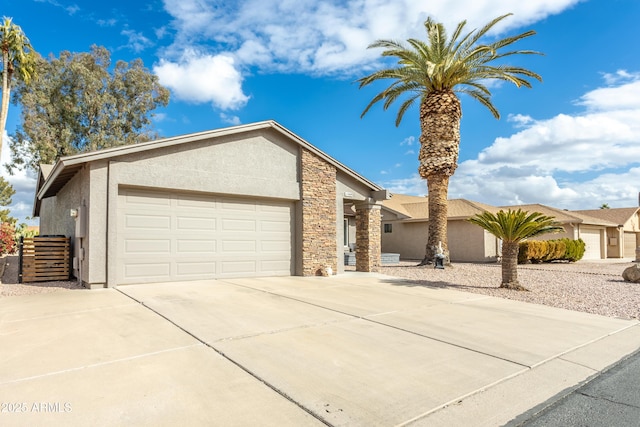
[116,187,294,285]
[579,227,603,260]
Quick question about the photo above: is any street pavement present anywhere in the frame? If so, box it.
[507,348,640,427]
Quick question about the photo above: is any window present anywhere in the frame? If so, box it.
[384,223,392,233]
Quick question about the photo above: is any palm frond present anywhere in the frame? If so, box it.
[359,13,542,125]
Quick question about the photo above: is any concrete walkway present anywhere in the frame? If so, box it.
[1,274,639,426]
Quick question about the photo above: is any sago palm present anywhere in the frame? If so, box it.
[468,209,563,290]
[0,17,37,159]
[359,14,541,264]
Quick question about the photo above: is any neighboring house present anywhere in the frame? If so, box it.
[33,121,389,288]
[500,204,618,260]
[573,207,640,258]
[381,194,622,262]
[381,194,502,262]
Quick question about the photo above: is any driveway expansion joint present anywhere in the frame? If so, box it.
[115,287,334,427]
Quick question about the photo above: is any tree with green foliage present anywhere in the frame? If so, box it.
[468,209,563,290]
[0,175,15,224]
[599,203,610,209]
[1,17,37,160]
[8,45,170,173]
[359,14,541,264]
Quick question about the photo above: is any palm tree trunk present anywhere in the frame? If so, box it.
[418,174,449,264]
[416,90,461,265]
[501,241,528,291]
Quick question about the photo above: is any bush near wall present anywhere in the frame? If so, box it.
[518,238,585,264]
[0,223,16,255]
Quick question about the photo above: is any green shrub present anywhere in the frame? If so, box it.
[15,223,38,240]
[561,238,585,262]
[518,238,583,264]
[528,240,548,263]
[543,240,566,262]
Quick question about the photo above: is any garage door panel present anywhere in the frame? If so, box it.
[176,194,216,210]
[125,214,171,230]
[177,216,216,230]
[624,232,637,258]
[117,188,293,284]
[176,261,216,276]
[221,260,257,274]
[124,190,171,206]
[262,240,290,252]
[222,240,256,252]
[177,240,216,253]
[261,220,290,232]
[221,200,257,212]
[125,239,171,254]
[261,260,292,272]
[223,218,256,232]
[125,263,171,279]
[580,228,602,260]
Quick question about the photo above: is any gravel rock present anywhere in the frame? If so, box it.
[622,264,640,283]
[379,260,640,320]
[0,255,84,297]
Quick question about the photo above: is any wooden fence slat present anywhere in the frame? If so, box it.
[20,236,71,283]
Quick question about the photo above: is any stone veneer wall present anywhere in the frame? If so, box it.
[356,204,382,272]
[301,149,337,276]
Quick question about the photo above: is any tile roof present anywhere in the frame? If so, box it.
[573,207,640,226]
[500,204,618,226]
[382,195,620,227]
[382,194,500,220]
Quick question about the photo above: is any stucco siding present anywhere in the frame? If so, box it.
[86,161,109,285]
[382,221,427,260]
[448,220,497,262]
[39,165,90,282]
[107,131,300,201]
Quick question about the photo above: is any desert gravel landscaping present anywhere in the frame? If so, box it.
[380,260,640,320]
[2,253,639,320]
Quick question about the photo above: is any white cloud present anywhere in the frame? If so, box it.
[1,132,38,224]
[381,71,640,210]
[159,0,581,76]
[121,29,154,53]
[220,113,241,125]
[154,51,249,110]
[155,0,581,108]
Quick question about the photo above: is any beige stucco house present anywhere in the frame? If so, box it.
[381,195,624,262]
[33,121,389,288]
[381,194,502,262]
[573,208,640,258]
[499,204,618,260]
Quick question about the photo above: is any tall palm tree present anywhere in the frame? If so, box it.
[468,209,563,290]
[1,17,37,159]
[359,14,541,264]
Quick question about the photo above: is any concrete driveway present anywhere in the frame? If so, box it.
[1,273,639,426]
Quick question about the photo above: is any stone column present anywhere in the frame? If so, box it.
[355,201,382,272]
[300,149,337,276]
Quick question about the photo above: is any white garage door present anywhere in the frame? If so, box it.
[117,187,294,285]
[579,228,602,260]
[624,232,637,258]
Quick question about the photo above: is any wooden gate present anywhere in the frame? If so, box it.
[19,236,71,283]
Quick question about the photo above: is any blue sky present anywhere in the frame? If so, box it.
[3,0,640,224]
